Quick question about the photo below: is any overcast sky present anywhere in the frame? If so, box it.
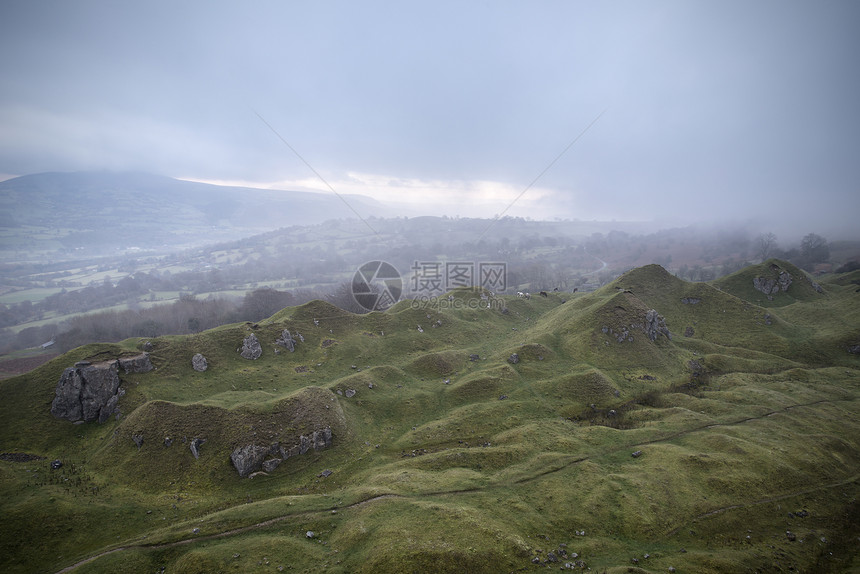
[1,1,858,235]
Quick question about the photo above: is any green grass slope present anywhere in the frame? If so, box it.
[0,273,858,573]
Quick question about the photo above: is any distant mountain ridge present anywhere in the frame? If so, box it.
[0,171,387,257]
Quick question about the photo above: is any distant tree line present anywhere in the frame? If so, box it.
[0,286,324,354]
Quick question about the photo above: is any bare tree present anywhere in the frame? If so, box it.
[755,232,777,261]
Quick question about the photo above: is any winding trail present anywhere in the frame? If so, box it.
[664,472,860,537]
[582,247,608,276]
[54,397,855,573]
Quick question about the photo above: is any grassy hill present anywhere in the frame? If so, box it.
[0,262,858,573]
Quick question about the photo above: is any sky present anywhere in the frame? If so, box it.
[1,1,858,236]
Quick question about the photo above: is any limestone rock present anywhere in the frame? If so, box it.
[51,360,122,423]
[508,353,520,364]
[132,433,144,449]
[644,309,671,342]
[681,297,701,305]
[231,444,268,477]
[118,353,154,374]
[191,353,208,372]
[312,427,333,450]
[190,437,206,459]
[239,333,262,360]
[262,458,282,473]
[753,266,793,297]
[276,329,296,352]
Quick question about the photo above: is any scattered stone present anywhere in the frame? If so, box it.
[499,395,508,400]
[631,450,642,458]
[50,459,63,469]
[262,458,281,473]
[508,353,520,364]
[190,437,206,459]
[639,374,656,381]
[668,567,676,573]
[469,354,480,362]
[294,365,308,373]
[681,297,701,305]
[684,326,695,337]
[132,433,144,450]
[192,528,200,534]
[848,345,860,355]
[142,341,153,352]
[764,313,773,325]
[321,339,335,347]
[306,531,315,538]
[164,437,173,447]
[345,389,356,398]
[239,333,263,360]
[546,551,558,563]
[608,409,617,417]
[786,530,796,541]
[319,469,333,478]
[191,353,208,372]
[368,382,374,389]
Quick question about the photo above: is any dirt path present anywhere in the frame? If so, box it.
[664,472,860,537]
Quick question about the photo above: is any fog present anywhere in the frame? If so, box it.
[1,1,859,234]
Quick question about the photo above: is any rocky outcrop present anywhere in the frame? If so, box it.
[51,360,123,423]
[230,444,269,477]
[644,309,671,342]
[239,333,262,360]
[191,353,208,372]
[753,266,792,296]
[276,329,296,352]
[118,353,153,374]
[230,427,333,478]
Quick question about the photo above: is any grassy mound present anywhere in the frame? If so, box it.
[1,264,858,573]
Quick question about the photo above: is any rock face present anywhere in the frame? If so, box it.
[230,444,269,477]
[239,333,262,359]
[230,427,334,478]
[191,353,208,372]
[644,309,671,342]
[276,329,296,352]
[51,360,123,423]
[118,353,154,374]
[753,266,792,296]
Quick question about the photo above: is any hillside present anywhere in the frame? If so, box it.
[0,263,858,573]
[0,171,387,259]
